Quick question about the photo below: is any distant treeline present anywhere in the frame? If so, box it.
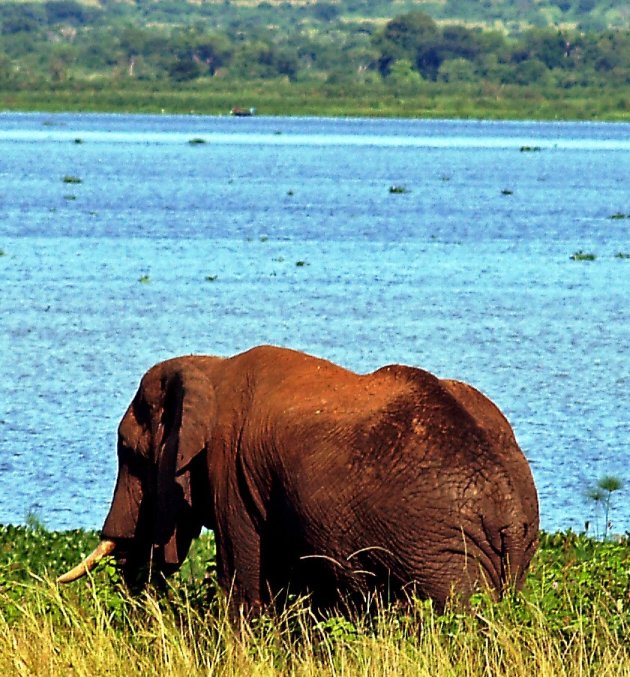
[0,0,629,93]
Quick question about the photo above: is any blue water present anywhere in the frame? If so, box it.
[0,112,628,535]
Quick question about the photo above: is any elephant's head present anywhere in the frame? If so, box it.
[58,357,217,587]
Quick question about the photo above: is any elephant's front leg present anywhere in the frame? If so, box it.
[214,512,264,619]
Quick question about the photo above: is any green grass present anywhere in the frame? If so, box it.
[2,80,629,121]
[1,525,628,675]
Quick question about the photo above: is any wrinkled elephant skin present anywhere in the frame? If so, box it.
[62,345,539,614]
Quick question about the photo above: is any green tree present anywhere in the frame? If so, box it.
[521,28,570,69]
[0,51,14,84]
[116,26,153,77]
[513,57,553,85]
[274,47,299,81]
[190,33,232,76]
[45,1,99,27]
[387,57,424,90]
[48,43,77,82]
[312,3,340,23]
[166,27,233,81]
[592,31,630,76]
[438,57,477,82]
[374,11,439,76]
[439,25,481,62]
[168,57,201,82]
[0,4,46,34]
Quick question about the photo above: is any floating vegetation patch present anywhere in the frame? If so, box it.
[0,249,5,257]
[570,250,596,261]
[188,138,206,145]
[389,185,409,194]
[63,175,82,184]
[138,274,151,283]
[205,275,218,282]
[63,195,77,201]
[614,252,630,259]
[501,189,513,195]
[520,146,542,152]
[295,260,309,267]
[73,138,83,144]
[609,212,629,220]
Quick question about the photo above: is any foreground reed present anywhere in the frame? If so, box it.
[1,578,627,676]
[1,528,628,676]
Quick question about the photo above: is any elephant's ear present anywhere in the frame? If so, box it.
[155,365,216,568]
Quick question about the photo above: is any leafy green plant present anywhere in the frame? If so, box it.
[62,175,82,184]
[570,250,596,261]
[314,614,358,645]
[188,137,206,145]
[389,185,409,194]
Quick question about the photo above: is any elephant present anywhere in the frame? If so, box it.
[59,345,539,615]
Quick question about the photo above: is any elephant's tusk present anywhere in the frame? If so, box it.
[56,539,117,584]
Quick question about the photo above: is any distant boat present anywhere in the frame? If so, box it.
[230,107,256,117]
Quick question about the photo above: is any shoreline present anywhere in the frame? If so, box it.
[2,81,629,123]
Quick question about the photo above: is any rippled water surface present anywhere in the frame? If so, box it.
[1,112,628,534]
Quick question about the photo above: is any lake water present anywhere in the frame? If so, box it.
[0,112,628,535]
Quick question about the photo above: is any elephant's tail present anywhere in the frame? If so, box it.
[482,514,538,596]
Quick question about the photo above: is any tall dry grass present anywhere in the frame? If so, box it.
[1,575,628,677]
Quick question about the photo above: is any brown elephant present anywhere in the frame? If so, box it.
[59,345,539,614]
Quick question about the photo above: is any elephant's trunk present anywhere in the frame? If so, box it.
[56,539,117,584]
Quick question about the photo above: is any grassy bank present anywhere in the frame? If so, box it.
[2,80,630,121]
[1,525,628,675]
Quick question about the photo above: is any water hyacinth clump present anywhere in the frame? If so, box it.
[570,250,596,261]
